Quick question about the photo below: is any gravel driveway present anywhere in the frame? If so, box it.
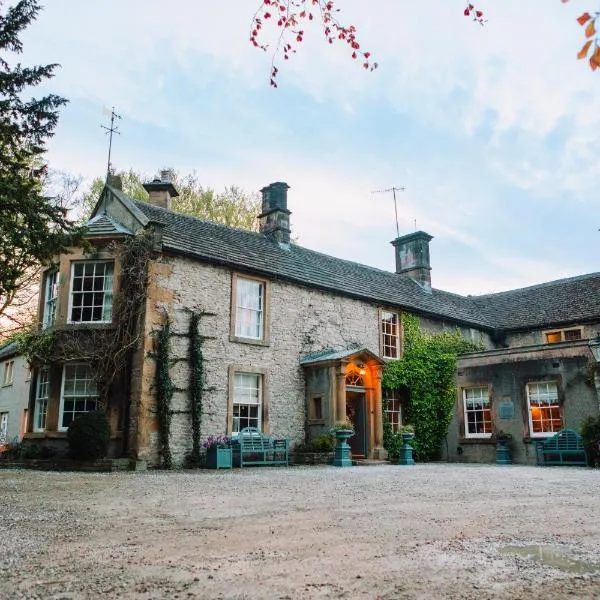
[1,464,599,599]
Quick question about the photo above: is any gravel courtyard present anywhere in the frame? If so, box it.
[1,464,599,600]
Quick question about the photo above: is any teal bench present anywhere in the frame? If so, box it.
[231,427,289,467]
[535,429,587,466]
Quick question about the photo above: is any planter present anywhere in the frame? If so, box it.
[205,446,232,469]
[495,440,511,465]
[332,429,354,467]
[398,432,415,465]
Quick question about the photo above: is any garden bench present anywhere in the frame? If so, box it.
[535,429,587,466]
[231,427,289,467]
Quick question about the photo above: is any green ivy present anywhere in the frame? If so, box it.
[14,327,56,364]
[154,319,173,469]
[188,311,204,464]
[382,313,483,461]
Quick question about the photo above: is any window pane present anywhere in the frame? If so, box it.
[381,311,399,359]
[232,371,262,432]
[463,387,492,437]
[527,382,561,436]
[235,278,264,339]
[60,364,100,430]
[70,262,114,323]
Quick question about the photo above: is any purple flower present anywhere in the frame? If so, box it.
[202,435,232,450]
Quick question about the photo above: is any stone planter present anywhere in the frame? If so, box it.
[205,446,232,469]
[332,429,354,467]
[398,432,415,465]
[495,440,511,465]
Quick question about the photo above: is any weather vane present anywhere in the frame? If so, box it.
[101,106,122,181]
[372,186,405,238]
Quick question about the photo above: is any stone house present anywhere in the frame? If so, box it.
[22,175,600,466]
[0,341,31,446]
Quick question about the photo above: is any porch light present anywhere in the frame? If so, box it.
[358,363,366,376]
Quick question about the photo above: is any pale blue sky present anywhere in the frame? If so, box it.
[19,0,600,294]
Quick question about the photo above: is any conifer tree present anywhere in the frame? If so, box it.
[0,0,84,321]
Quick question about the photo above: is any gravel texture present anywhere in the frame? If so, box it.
[1,464,599,599]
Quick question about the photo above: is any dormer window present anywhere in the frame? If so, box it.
[68,261,114,323]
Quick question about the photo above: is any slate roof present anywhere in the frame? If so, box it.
[300,347,384,366]
[469,273,600,330]
[0,341,18,360]
[98,193,600,332]
[131,200,493,328]
[86,212,132,237]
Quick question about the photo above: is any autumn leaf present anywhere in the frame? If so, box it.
[577,12,592,26]
[585,19,596,38]
[578,40,593,59]
[590,46,600,70]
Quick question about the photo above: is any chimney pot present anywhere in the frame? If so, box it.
[143,172,179,210]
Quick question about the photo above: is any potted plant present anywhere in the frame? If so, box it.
[398,424,416,465]
[203,435,232,469]
[493,430,513,465]
[331,420,354,467]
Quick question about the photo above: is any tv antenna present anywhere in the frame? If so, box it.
[372,186,405,238]
[101,106,121,181]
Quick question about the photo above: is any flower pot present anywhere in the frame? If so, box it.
[332,429,354,467]
[398,432,415,465]
[495,440,511,465]
[205,446,232,469]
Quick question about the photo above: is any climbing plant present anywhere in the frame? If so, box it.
[154,318,173,469]
[188,311,204,464]
[382,313,483,461]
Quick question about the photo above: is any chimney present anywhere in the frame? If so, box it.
[106,173,123,190]
[391,231,433,291]
[143,170,179,210]
[259,182,291,245]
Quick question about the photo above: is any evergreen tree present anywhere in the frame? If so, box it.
[0,0,84,321]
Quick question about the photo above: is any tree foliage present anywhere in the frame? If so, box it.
[80,169,261,231]
[0,0,85,326]
[382,314,483,461]
[252,1,600,85]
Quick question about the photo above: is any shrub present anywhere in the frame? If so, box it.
[581,415,600,467]
[67,410,111,461]
[310,433,335,453]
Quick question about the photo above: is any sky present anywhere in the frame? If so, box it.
[17,0,600,295]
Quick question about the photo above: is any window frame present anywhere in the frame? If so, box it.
[462,385,493,439]
[385,391,402,433]
[42,269,59,328]
[2,360,14,386]
[308,394,325,424]
[58,363,100,432]
[544,327,583,344]
[526,380,562,438]
[67,260,114,325]
[227,366,268,435]
[34,367,50,432]
[230,273,269,345]
[379,308,402,359]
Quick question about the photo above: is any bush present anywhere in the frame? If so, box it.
[67,410,111,461]
[581,415,600,467]
[310,433,335,453]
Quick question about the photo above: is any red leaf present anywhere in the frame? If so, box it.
[577,12,591,26]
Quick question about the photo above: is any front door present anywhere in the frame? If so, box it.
[346,391,367,458]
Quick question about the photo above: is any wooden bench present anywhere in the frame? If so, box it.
[231,427,289,467]
[535,429,587,466]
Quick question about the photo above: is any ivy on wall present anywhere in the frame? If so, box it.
[382,313,483,461]
[188,311,204,465]
[154,318,173,469]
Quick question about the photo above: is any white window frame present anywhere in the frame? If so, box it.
[67,261,114,324]
[234,277,265,341]
[463,386,492,439]
[0,412,8,443]
[526,381,562,438]
[381,310,401,359]
[2,360,14,386]
[43,270,59,328]
[385,391,402,433]
[58,364,100,431]
[232,372,263,434]
[34,367,50,432]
